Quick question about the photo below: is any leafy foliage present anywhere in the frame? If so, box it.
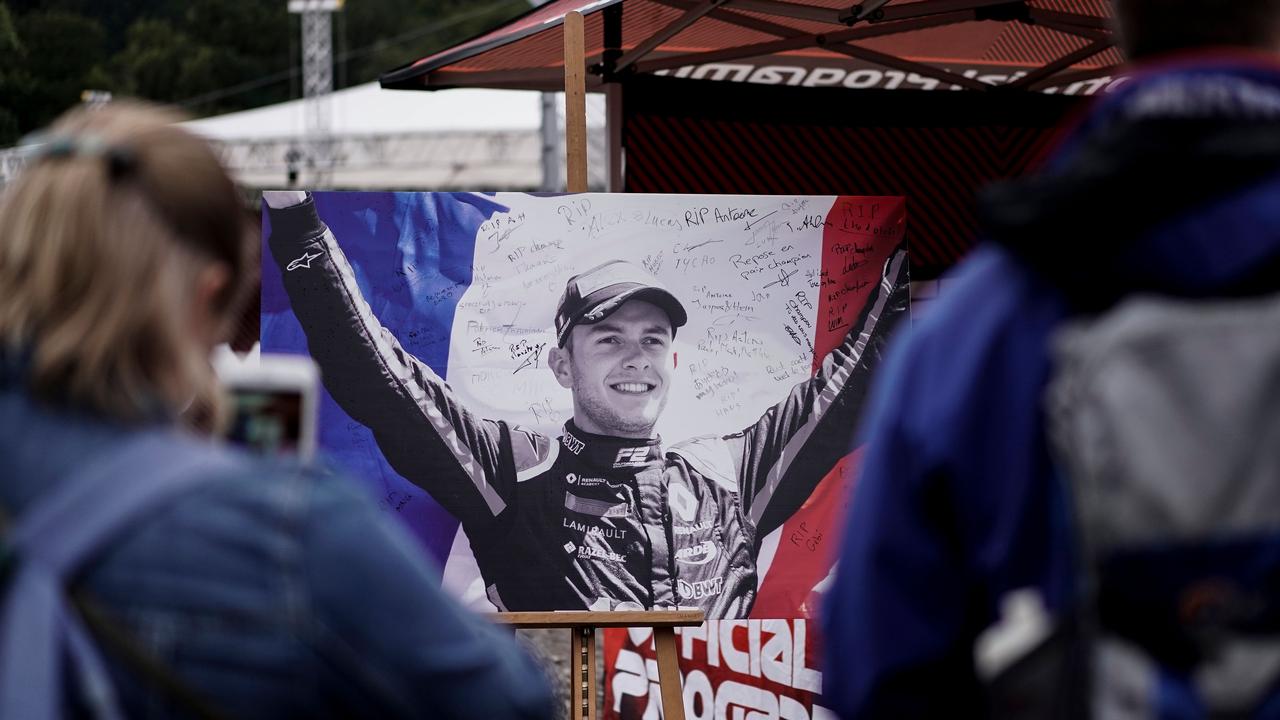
[0,0,528,144]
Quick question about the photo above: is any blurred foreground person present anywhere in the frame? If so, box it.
[824,0,1280,717]
[0,102,553,719]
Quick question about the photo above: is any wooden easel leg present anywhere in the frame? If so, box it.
[653,627,686,720]
[570,626,598,720]
[563,10,588,193]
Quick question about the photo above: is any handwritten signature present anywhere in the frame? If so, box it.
[674,238,724,253]
[744,210,777,231]
[789,521,823,552]
[762,267,799,290]
[511,339,547,374]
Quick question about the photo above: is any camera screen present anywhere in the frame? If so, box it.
[224,387,305,457]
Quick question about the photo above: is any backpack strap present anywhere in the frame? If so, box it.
[1046,291,1280,715]
[0,430,243,720]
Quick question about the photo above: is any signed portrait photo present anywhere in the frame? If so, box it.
[262,191,908,620]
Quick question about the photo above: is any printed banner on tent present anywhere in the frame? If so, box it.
[261,191,907,622]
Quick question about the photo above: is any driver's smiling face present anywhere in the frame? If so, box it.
[550,299,673,438]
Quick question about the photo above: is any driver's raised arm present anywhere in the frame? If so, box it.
[728,246,910,540]
[264,192,531,527]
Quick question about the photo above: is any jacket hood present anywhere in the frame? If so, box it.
[980,54,1280,309]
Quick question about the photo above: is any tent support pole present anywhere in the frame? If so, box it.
[604,3,626,192]
[1010,37,1114,90]
[826,41,990,90]
[564,10,589,192]
[634,9,977,75]
[614,0,721,73]
[1026,64,1121,92]
[606,84,624,192]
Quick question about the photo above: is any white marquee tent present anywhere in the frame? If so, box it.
[0,83,607,191]
[184,82,607,190]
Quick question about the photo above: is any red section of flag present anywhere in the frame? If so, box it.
[812,196,906,372]
[750,448,862,619]
[750,195,904,619]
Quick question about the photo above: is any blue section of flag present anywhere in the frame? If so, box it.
[261,191,507,564]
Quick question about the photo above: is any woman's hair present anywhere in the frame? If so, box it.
[0,101,253,425]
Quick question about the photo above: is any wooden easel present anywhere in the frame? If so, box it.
[496,611,704,720]
[494,15,707,720]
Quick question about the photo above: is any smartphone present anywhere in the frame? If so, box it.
[215,352,319,461]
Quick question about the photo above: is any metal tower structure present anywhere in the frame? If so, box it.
[527,0,561,192]
[287,0,343,186]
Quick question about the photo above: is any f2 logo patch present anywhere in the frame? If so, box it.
[613,447,649,468]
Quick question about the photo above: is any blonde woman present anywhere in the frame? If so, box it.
[0,103,552,719]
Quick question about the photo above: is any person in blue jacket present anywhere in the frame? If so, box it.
[0,102,553,719]
[822,0,1280,716]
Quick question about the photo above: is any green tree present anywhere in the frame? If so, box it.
[1,1,533,138]
[182,0,287,61]
[176,45,264,116]
[7,10,107,138]
[339,0,527,85]
[111,19,189,101]
[6,0,168,53]
[0,3,24,143]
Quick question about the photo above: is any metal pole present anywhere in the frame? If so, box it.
[529,0,561,192]
[300,10,333,137]
[288,0,342,186]
[540,93,562,191]
[603,3,624,192]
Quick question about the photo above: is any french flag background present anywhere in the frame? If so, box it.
[262,192,905,717]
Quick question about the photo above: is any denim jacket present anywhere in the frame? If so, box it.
[0,355,554,719]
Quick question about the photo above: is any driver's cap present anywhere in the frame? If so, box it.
[554,260,687,347]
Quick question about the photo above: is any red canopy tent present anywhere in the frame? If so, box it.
[382,0,1119,94]
[380,0,1124,276]
[368,3,1127,714]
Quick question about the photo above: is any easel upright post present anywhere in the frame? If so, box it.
[564,10,589,193]
[570,626,598,720]
[654,627,686,719]
[547,13,693,720]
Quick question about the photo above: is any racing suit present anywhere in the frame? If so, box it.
[267,197,909,619]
